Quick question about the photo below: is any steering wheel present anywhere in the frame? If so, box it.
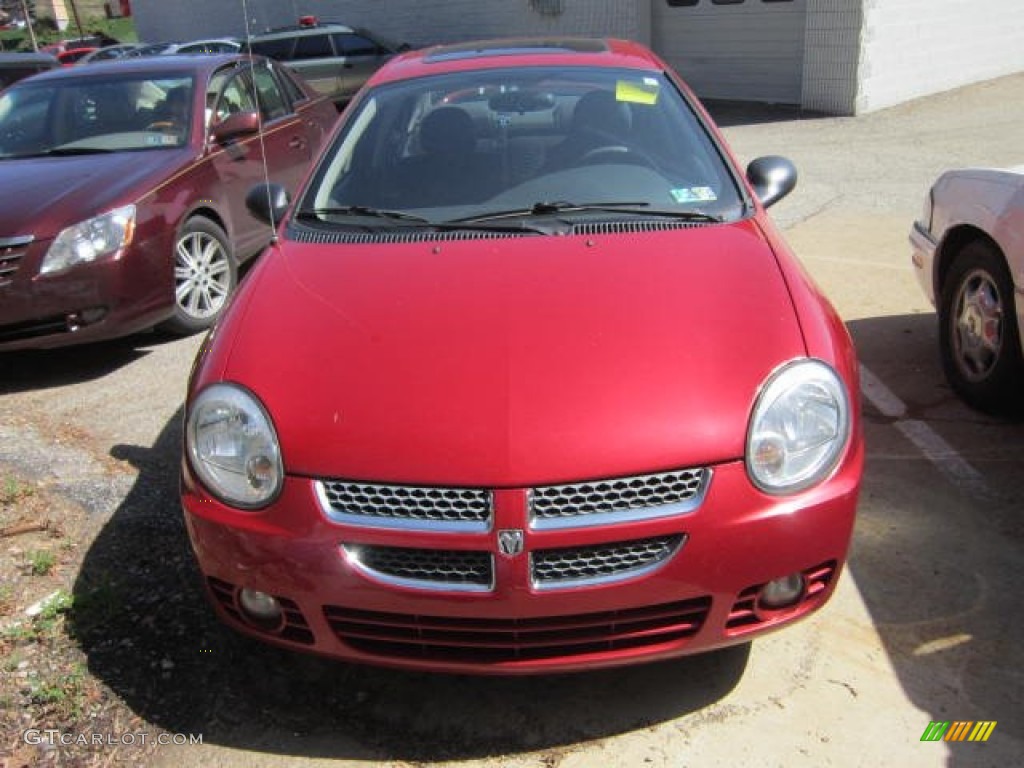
[579,144,657,168]
[146,120,175,132]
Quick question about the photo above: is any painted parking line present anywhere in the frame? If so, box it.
[859,365,995,500]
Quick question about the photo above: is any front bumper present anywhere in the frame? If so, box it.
[182,446,863,675]
[0,235,170,351]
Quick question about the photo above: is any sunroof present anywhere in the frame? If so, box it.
[424,38,608,63]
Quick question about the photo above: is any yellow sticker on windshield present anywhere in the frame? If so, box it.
[616,80,659,105]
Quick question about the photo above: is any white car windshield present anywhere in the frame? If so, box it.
[300,66,745,226]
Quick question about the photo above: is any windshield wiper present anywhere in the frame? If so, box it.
[296,205,563,235]
[296,206,433,224]
[448,201,722,224]
[6,146,116,159]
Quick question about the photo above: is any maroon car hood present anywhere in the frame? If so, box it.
[220,220,807,486]
[0,152,188,238]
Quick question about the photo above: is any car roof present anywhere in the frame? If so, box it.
[0,52,59,65]
[368,37,665,86]
[10,52,257,82]
[249,21,356,39]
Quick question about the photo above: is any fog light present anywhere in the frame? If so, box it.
[238,588,283,626]
[759,573,805,610]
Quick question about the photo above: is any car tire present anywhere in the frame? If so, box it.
[938,239,1024,416]
[162,216,237,336]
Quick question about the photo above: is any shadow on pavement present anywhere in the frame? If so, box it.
[69,407,750,761]
[847,312,1024,754]
[0,331,179,395]
[702,99,827,128]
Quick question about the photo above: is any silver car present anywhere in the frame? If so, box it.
[910,166,1024,415]
[241,18,408,107]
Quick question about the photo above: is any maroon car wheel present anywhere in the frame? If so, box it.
[164,216,237,335]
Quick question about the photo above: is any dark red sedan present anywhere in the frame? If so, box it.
[182,38,864,674]
[0,54,336,350]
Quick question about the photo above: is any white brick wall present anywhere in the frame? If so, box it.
[134,0,647,48]
[801,1,863,115]
[855,0,1024,113]
[131,0,1024,115]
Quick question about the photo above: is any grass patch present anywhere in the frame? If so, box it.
[28,549,57,576]
[1,475,34,505]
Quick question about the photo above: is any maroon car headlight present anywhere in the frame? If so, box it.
[40,205,136,275]
[746,359,851,494]
[186,383,283,509]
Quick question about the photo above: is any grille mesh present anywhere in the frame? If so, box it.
[0,236,32,286]
[531,468,707,526]
[344,544,493,590]
[324,597,711,664]
[532,535,684,587]
[318,480,492,529]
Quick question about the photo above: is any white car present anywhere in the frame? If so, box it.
[910,167,1024,414]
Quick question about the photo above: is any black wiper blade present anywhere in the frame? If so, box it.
[449,201,647,224]
[296,206,432,224]
[7,147,115,159]
[449,201,722,224]
[432,219,568,236]
[297,206,562,235]
[46,147,116,156]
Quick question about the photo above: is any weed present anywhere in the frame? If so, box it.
[28,549,56,576]
[1,475,34,504]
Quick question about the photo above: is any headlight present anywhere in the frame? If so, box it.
[40,205,136,275]
[746,359,850,494]
[186,383,283,509]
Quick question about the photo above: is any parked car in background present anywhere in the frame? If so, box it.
[123,42,176,57]
[910,167,1024,415]
[182,38,864,675]
[0,54,337,351]
[126,39,241,57]
[170,38,241,54]
[76,43,143,64]
[241,15,408,106]
[56,47,98,67]
[0,52,58,89]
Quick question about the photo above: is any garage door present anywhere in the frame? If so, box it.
[652,0,807,104]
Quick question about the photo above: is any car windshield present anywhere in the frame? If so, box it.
[299,66,744,227]
[0,74,195,159]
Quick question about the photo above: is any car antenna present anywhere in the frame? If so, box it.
[239,0,279,245]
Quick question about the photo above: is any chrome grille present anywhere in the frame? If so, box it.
[342,544,493,592]
[0,235,33,286]
[317,480,492,531]
[530,468,709,529]
[531,535,684,589]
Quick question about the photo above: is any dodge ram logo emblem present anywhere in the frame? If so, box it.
[497,529,524,557]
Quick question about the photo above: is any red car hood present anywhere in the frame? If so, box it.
[0,152,188,238]
[219,220,807,486]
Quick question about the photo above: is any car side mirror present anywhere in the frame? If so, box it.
[212,110,260,143]
[246,183,290,226]
[746,155,798,209]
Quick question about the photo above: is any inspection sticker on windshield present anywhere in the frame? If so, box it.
[671,187,717,203]
[616,79,659,105]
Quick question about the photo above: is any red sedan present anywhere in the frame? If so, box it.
[0,54,336,350]
[182,38,863,674]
